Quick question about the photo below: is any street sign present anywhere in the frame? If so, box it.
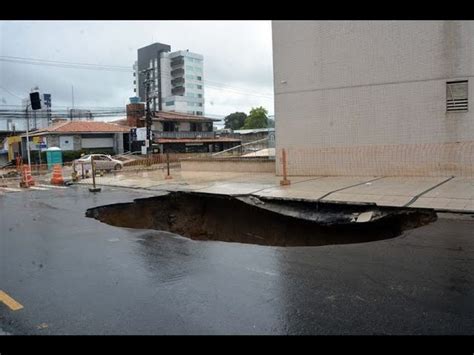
[136,127,147,141]
[43,94,51,108]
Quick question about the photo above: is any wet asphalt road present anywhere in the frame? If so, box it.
[0,186,473,335]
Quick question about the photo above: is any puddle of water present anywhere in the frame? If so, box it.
[85,191,437,247]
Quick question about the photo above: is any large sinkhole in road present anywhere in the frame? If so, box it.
[85,191,437,247]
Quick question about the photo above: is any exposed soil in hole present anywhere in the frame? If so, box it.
[85,191,437,247]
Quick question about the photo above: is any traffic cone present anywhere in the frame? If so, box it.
[50,164,64,185]
[20,165,35,188]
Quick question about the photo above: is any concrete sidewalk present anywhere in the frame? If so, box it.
[75,169,474,213]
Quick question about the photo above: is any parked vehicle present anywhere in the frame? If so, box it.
[73,154,123,172]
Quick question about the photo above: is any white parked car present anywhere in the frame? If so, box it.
[73,154,123,172]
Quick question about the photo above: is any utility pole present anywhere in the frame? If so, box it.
[25,105,31,168]
[141,68,153,157]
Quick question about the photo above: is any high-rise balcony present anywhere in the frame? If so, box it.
[171,68,184,77]
[170,58,185,67]
[171,77,185,86]
[171,86,185,95]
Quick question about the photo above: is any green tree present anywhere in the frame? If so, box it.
[242,106,268,129]
[224,112,247,130]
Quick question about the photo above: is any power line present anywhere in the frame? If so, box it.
[1,55,274,98]
[204,79,273,97]
[0,104,127,109]
[1,55,131,69]
[0,86,23,99]
[0,60,131,73]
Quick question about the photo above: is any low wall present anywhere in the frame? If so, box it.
[275,142,474,177]
[181,158,276,173]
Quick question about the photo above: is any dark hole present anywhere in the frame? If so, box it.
[85,191,437,247]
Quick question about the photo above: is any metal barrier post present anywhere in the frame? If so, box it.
[89,156,101,192]
[280,148,291,186]
[165,152,172,179]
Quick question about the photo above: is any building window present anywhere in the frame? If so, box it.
[197,85,203,90]
[447,81,468,112]
[196,111,203,116]
[163,122,178,132]
[196,76,202,81]
[197,94,202,98]
[166,101,174,106]
[190,122,202,132]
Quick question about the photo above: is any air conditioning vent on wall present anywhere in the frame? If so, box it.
[447,80,468,112]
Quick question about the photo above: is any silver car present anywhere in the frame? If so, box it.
[74,154,123,172]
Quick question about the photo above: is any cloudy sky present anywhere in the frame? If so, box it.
[0,21,274,120]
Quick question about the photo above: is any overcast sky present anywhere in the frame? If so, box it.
[0,21,274,120]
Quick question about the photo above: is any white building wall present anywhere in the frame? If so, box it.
[174,100,188,113]
[81,137,114,148]
[272,21,474,176]
[59,136,74,151]
[160,53,172,100]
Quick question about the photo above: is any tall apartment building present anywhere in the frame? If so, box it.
[272,21,474,177]
[133,43,205,116]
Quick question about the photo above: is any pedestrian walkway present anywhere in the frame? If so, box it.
[322,176,451,207]
[410,177,474,211]
[73,168,474,213]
